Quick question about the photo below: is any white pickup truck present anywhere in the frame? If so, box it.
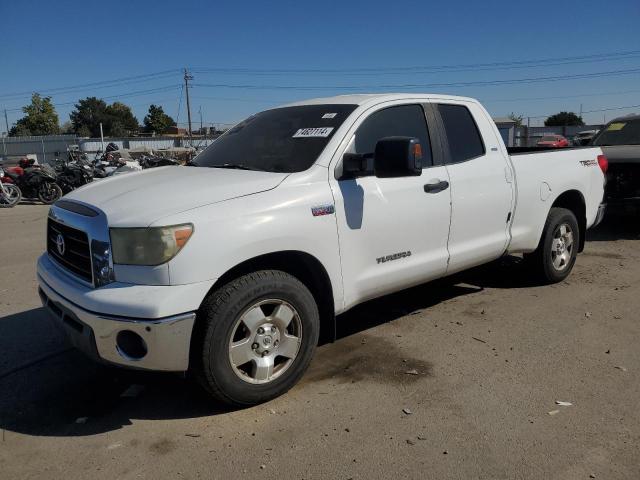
[37,94,607,405]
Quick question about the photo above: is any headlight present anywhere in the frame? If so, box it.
[110,224,193,266]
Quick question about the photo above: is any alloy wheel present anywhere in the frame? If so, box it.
[228,299,302,384]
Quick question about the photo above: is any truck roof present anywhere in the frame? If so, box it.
[609,114,640,123]
[281,93,477,108]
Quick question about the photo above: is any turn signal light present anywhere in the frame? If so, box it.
[413,143,423,160]
[174,227,193,248]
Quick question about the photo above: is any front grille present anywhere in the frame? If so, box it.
[47,218,93,284]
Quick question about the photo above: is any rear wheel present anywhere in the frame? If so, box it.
[526,207,579,283]
[38,182,62,204]
[193,270,319,406]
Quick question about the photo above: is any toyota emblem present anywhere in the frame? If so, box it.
[56,233,66,256]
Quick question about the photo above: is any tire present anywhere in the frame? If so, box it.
[38,182,63,204]
[193,270,320,406]
[526,207,579,284]
[0,184,21,208]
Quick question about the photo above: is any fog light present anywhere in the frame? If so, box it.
[116,330,148,360]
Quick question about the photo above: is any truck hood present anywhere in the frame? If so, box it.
[65,166,288,226]
[600,145,640,164]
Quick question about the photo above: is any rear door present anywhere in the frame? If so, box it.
[434,101,514,273]
[330,102,452,310]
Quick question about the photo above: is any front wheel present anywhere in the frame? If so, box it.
[38,182,62,204]
[0,184,21,207]
[526,207,579,284]
[193,270,320,406]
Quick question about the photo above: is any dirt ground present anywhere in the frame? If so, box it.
[1,204,639,480]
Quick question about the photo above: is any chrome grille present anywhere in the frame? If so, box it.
[47,218,93,284]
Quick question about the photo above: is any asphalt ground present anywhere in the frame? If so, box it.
[1,204,639,479]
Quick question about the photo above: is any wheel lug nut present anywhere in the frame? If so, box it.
[252,343,259,350]
[262,350,269,357]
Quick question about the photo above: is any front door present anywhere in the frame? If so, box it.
[330,103,452,310]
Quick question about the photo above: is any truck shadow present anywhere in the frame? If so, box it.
[0,252,593,438]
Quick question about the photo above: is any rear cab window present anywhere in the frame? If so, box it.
[437,104,485,163]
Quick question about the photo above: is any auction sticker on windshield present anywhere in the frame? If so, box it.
[606,122,626,131]
[293,127,334,138]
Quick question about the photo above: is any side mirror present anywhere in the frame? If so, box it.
[341,152,370,179]
[374,137,423,178]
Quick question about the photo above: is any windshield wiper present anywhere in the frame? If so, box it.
[210,163,261,171]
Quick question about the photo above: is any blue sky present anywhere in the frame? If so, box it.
[1,0,639,131]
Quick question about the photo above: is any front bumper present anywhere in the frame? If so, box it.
[38,278,196,371]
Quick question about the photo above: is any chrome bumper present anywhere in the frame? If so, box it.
[38,278,196,372]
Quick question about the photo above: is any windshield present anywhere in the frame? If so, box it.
[592,119,640,146]
[540,136,560,142]
[193,104,357,172]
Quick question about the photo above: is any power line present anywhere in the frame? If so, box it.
[191,66,640,91]
[4,85,182,112]
[525,103,640,119]
[482,88,640,103]
[191,88,640,107]
[0,69,182,101]
[191,49,640,75]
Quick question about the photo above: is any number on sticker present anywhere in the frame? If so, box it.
[292,127,334,138]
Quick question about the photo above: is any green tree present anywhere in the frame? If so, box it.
[544,111,584,127]
[70,97,109,137]
[9,93,60,136]
[69,97,139,137]
[508,112,524,128]
[143,104,176,134]
[105,102,139,136]
[59,121,74,134]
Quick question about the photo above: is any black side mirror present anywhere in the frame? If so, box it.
[341,152,371,179]
[374,137,423,178]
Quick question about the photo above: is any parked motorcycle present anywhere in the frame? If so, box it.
[1,159,62,204]
[92,142,123,177]
[139,155,179,169]
[54,157,94,194]
[0,167,22,208]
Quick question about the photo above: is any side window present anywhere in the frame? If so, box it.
[437,104,485,163]
[353,104,433,168]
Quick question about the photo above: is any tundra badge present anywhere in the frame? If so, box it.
[376,251,412,264]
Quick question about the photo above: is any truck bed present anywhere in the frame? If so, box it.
[507,146,595,155]
[506,146,605,254]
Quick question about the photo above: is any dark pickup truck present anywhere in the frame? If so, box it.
[591,115,640,208]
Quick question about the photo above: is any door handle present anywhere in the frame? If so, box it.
[423,179,449,193]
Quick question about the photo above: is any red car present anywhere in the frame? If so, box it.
[537,134,569,148]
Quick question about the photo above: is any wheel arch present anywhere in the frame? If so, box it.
[550,189,586,252]
[199,250,336,345]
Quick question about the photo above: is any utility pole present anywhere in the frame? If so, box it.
[579,103,583,119]
[3,109,9,136]
[184,68,194,146]
[99,123,105,154]
[199,106,203,132]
